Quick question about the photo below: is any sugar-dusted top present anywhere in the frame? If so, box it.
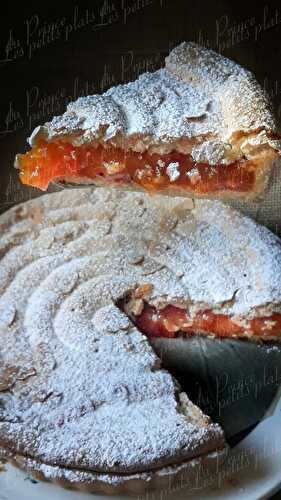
[28,42,280,164]
[1,188,281,473]
[0,189,227,475]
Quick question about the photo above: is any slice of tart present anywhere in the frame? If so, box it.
[1,189,281,494]
[15,42,281,200]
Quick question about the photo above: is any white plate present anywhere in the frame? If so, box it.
[1,395,281,500]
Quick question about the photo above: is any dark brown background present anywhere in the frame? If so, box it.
[0,1,281,498]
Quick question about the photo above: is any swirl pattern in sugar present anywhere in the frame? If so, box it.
[1,187,281,491]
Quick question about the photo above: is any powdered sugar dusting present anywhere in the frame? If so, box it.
[28,42,280,168]
[166,162,180,182]
[5,447,226,491]
[0,189,229,481]
[1,188,281,484]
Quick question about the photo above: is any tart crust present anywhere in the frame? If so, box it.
[1,189,281,493]
[0,446,227,495]
[15,42,281,200]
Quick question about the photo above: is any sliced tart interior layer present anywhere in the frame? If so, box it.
[120,300,281,340]
[17,140,256,193]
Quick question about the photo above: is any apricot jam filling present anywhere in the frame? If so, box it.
[17,140,255,193]
[124,303,281,339]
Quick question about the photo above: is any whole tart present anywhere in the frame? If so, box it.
[1,188,281,494]
[15,42,281,199]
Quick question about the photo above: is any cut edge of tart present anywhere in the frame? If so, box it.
[15,42,281,200]
[119,292,281,342]
[2,189,281,494]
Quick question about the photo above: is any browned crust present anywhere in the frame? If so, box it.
[2,189,281,494]
[0,445,228,495]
